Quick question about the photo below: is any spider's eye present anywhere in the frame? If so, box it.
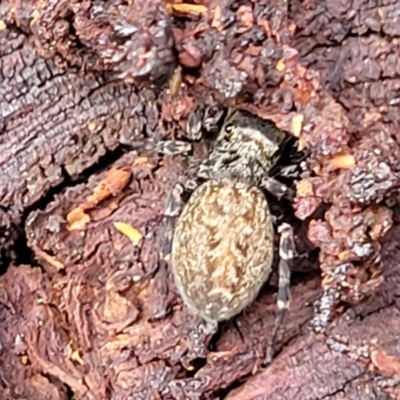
[224,123,234,137]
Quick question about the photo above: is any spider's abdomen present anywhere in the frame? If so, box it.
[171,178,274,324]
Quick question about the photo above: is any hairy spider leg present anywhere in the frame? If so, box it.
[155,140,192,156]
[264,222,296,365]
[247,157,295,201]
[162,178,199,258]
[132,137,195,257]
[261,175,295,201]
[129,138,193,156]
[162,183,185,258]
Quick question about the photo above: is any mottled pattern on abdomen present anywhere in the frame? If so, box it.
[171,178,274,324]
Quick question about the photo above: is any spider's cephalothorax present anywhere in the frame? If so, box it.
[163,109,297,365]
[198,109,288,186]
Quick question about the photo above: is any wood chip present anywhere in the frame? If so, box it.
[133,157,149,166]
[291,114,304,138]
[169,66,183,96]
[30,9,41,25]
[82,168,131,209]
[67,207,91,231]
[87,121,103,132]
[65,168,131,230]
[70,350,85,366]
[328,154,356,170]
[168,3,208,15]
[114,222,143,246]
[338,250,350,260]
[296,179,313,196]
[298,137,306,151]
[95,168,131,198]
[21,355,29,365]
[371,348,400,378]
[276,59,286,71]
[66,343,85,366]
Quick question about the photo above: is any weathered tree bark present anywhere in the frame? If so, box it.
[1,1,400,399]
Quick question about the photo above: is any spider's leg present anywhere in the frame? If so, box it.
[155,140,192,156]
[278,164,301,179]
[261,176,295,201]
[153,177,199,321]
[264,222,296,365]
[150,183,186,321]
[162,179,199,257]
[129,138,192,156]
[162,183,185,258]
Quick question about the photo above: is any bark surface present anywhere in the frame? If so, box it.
[1,1,400,399]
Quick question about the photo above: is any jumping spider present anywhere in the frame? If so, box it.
[161,109,300,364]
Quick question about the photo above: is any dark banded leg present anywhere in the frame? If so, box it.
[162,183,185,258]
[264,222,296,365]
[155,180,199,320]
[150,137,196,258]
[162,178,199,258]
[155,140,192,156]
[150,184,186,321]
[129,138,192,156]
[141,138,194,257]
[147,182,186,320]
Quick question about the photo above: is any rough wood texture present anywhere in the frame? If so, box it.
[1,0,400,399]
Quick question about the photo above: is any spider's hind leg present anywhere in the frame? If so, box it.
[263,222,296,365]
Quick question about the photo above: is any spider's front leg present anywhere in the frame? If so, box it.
[141,139,193,156]
[155,140,193,156]
[140,133,203,258]
[131,136,196,255]
[264,222,296,365]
